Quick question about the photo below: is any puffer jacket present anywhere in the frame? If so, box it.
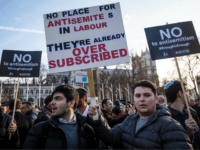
[23,113,99,149]
[89,104,193,149]
[0,107,20,149]
[34,106,51,125]
[25,108,38,122]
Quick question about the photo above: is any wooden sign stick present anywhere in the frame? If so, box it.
[174,57,192,118]
[87,68,98,120]
[9,78,20,140]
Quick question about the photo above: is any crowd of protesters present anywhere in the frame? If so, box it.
[0,80,200,149]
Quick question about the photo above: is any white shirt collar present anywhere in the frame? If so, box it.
[58,114,76,124]
[76,105,89,117]
[82,105,89,117]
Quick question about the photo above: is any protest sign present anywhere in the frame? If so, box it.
[43,2,129,73]
[0,50,42,77]
[145,22,198,118]
[145,21,200,60]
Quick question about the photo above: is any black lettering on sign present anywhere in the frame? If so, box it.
[46,13,58,19]
[59,27,70,34]
[108,12,113,18]
[99,4,116,11]
[62,8,89,17]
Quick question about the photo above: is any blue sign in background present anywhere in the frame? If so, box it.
[82,77,87,82]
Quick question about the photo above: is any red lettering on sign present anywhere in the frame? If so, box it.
[57,59,65,67]
[91,54,99,62]
[83,56,90,64]
[111,50,119,58]
[81,47,89,55]
[75,57,82,65]
[49,60,56,68]
[98,44,107,52]
[72,48,81,56]
[119,49,128,57]
[103,52,111,60]
[48,21,54,27]
[66,58,74,66]
[90,45,98,53]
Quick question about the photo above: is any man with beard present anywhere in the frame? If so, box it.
[75,88,89,117]
[23,85,99,149]
[101,98,129,128]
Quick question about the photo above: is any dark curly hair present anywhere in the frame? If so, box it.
[52,85,79,110]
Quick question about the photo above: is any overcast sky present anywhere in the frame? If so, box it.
[0,0,200,83]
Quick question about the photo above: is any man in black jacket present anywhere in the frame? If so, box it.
[8,99,33,148]
[0,106,20,149]
[23,85,99,149]
[34,95,52,125]
[101,98,128,128]
[21,101,37,122]
[165,80,200,149]
[88,80,192,149]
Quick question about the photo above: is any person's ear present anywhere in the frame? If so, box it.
[69,99,75,107]
[178,91,183,98]
[155,96,159,103]
[81,97,85,103]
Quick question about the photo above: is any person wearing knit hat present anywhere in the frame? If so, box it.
[165,80,200,147]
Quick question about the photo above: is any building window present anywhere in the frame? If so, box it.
[36,90,39,94]
[20,89,23,94]
[30,90,33,94]
[45,90,48,94]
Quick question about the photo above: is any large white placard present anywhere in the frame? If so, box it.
[44,2,130,73]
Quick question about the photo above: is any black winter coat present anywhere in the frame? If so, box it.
[89,104,193,149]
[34,106,51,125]
[102,109,128,128]
[8,110,33,148]
[192,104,200,120]
[0,107,20,149]
[112,105,121,116]
[25,108,38,122]
[23,113,99,149]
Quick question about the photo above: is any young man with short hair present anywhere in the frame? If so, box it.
[21,101,37,122]
[23,85,99,149]
[101,98,129,128]
[165,80,200,141]
[88,80,192,149]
